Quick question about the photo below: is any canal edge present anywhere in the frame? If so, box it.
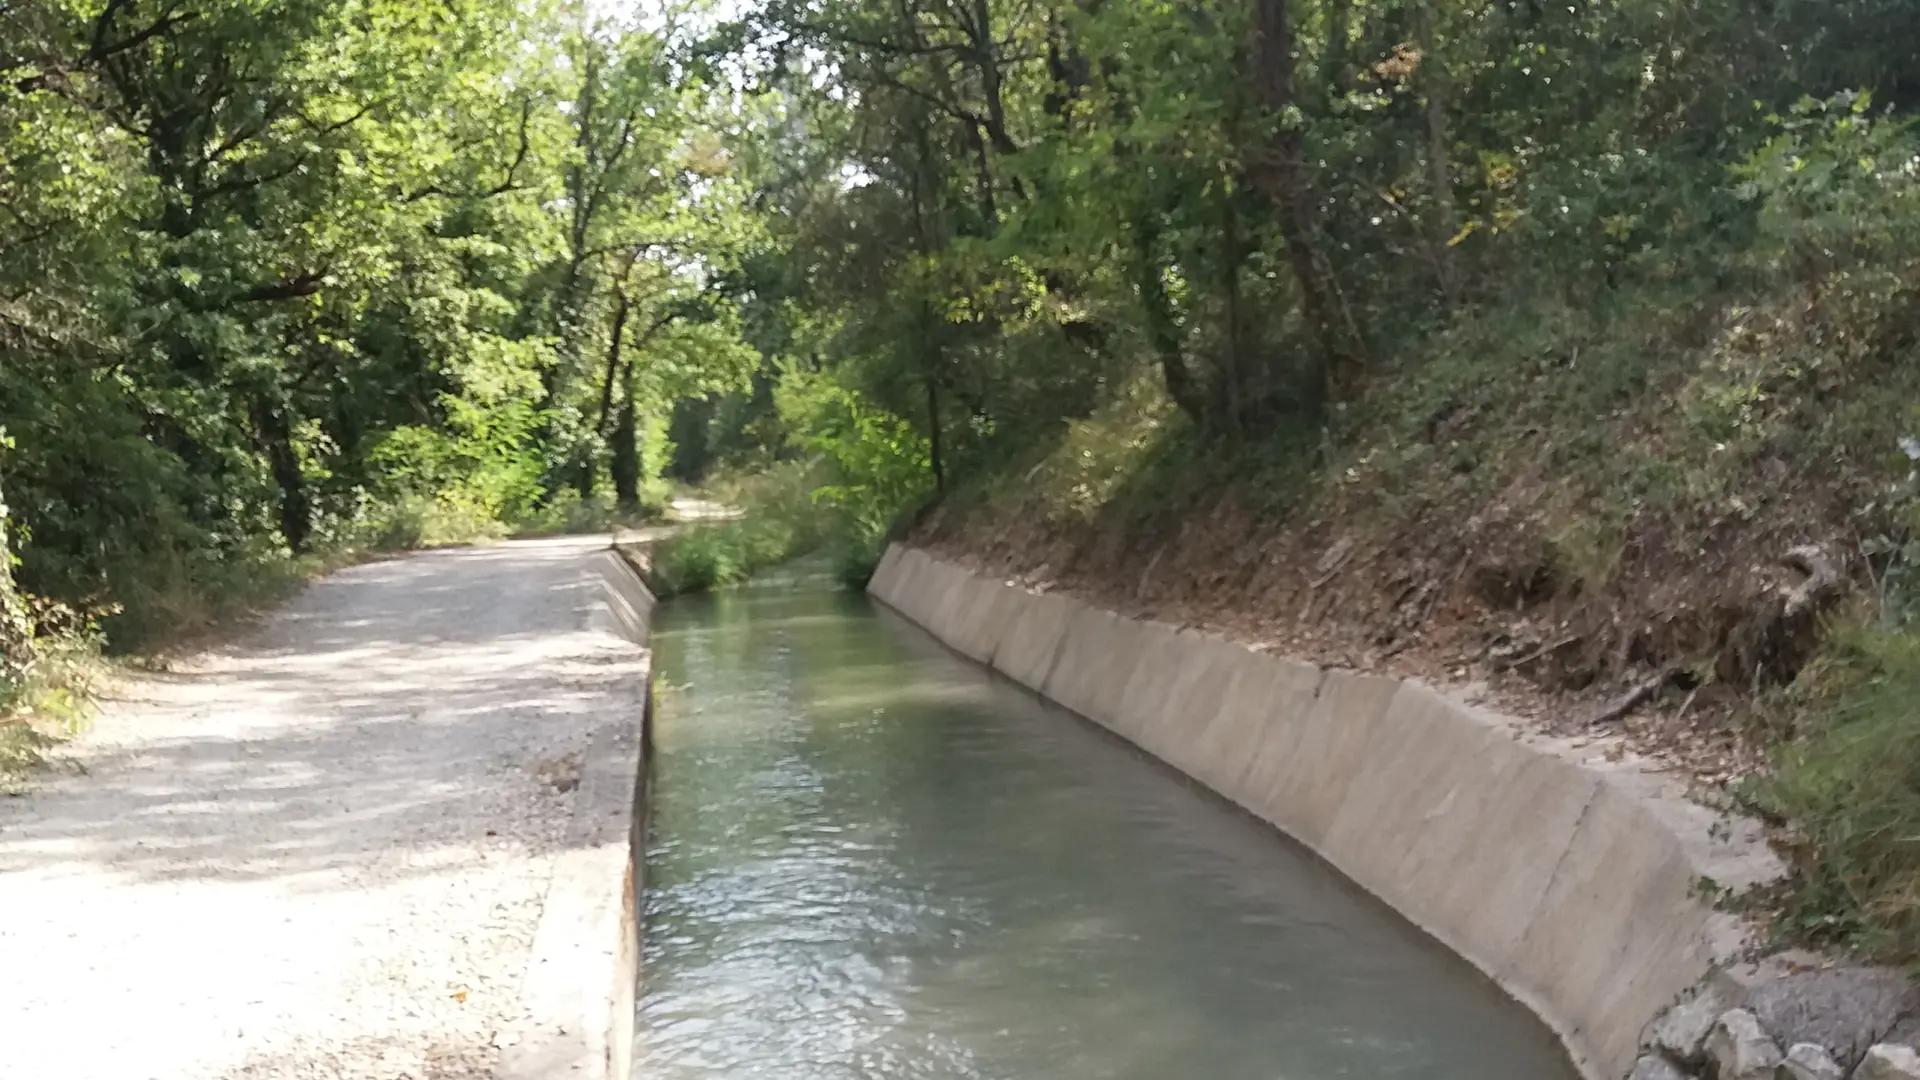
[865,542,1783,1080]
[494,545,656,1080]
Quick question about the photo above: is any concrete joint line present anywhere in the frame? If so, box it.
[1518,780,1603,958]
[1031,614,1072,694]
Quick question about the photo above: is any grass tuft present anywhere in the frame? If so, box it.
[0,602,104,786]
[645,518,805,597]
[1752,624,1920,959]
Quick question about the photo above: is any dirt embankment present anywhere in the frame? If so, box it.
[909,440,1867,790]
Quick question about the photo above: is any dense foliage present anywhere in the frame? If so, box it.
[0,0,755,647]
[680,0,1919,465]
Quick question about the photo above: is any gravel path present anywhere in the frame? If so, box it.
[0,536,647,1080]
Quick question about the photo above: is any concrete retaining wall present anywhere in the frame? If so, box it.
[497,546,656,1080]
[867,544,1779,1080]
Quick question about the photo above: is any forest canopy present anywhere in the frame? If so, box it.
[4,0,1920,643]
[1,0,762,647]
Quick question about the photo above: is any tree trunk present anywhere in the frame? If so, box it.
[253,398,311,553]
[0,475,34,680]
[1421,2,1458,301]
[925,371,946,494]
[1133,213,1208,423]
[1043,11,1091,123]
[968,0,1018,156]
[908,123,952,492]
[596,288,632,435]
[573,455,596,500]
[962,122,998,231]
[1220,189,1248,434]
[1425,88,1457,301]
[1250,0,1353,399]
[610,376,640,510]
[1323,0,1353,101]
[589,279,643,505]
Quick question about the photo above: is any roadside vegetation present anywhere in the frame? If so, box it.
[646,375,935,596]
[8,0,1920,959]
[642,466,825,597]
[1756,627,1920,958]
[0,0,743,772]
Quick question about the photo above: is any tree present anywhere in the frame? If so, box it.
[0,0,753,642]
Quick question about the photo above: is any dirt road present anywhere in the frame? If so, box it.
[0,537,647,1080]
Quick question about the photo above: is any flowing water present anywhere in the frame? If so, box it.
[634,576,1580,1080]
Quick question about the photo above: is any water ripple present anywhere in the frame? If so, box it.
[635,589,1577,1080]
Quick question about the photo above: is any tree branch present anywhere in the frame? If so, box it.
[791,18,975,58]
[201,151,312,200]
[401,97,536,202]
[478,96,535,197]
[90,7,195,63]
[237,270,326,303]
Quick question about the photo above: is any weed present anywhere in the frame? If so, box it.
[646,518,806,597]
[0,721,59,788]
[1751,624,1920,958]
[0,599,103,785]
[1546,511,1628,595]
[365,493,511,552]
[642,461,823,596]
[102,537,316,651]
[511,490,663,539]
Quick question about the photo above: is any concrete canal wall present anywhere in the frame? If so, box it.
[498,547,656,1080]
[867,543,1781,1080]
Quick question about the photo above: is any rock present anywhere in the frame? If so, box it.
[1884,1015,1920,1053]
[1779,1042,1843,1080]
[1705,1008,1782,1080]
[1625,1054,1687,1080]
[1725,960,1917,1069]
[1856,1044,1920,1080]
[1646,988,1728,1067]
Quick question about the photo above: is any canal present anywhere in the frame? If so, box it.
[634,575,1579,1080]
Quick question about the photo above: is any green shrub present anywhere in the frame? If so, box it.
[0,593,103,785]
[646,517,805,597]
[775,370,934,547]
[644,454,901,596]
[510,489,663,538]
[1754,626,1920,958]
[830,528,887,590]
[1753,405,1920,959]
[365,492,511,551]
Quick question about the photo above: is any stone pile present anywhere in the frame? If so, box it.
[1631,959,1920,1080]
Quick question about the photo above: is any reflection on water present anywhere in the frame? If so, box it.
[635,579,1578,1080]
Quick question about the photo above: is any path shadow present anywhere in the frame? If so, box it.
[0,537,648,890]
